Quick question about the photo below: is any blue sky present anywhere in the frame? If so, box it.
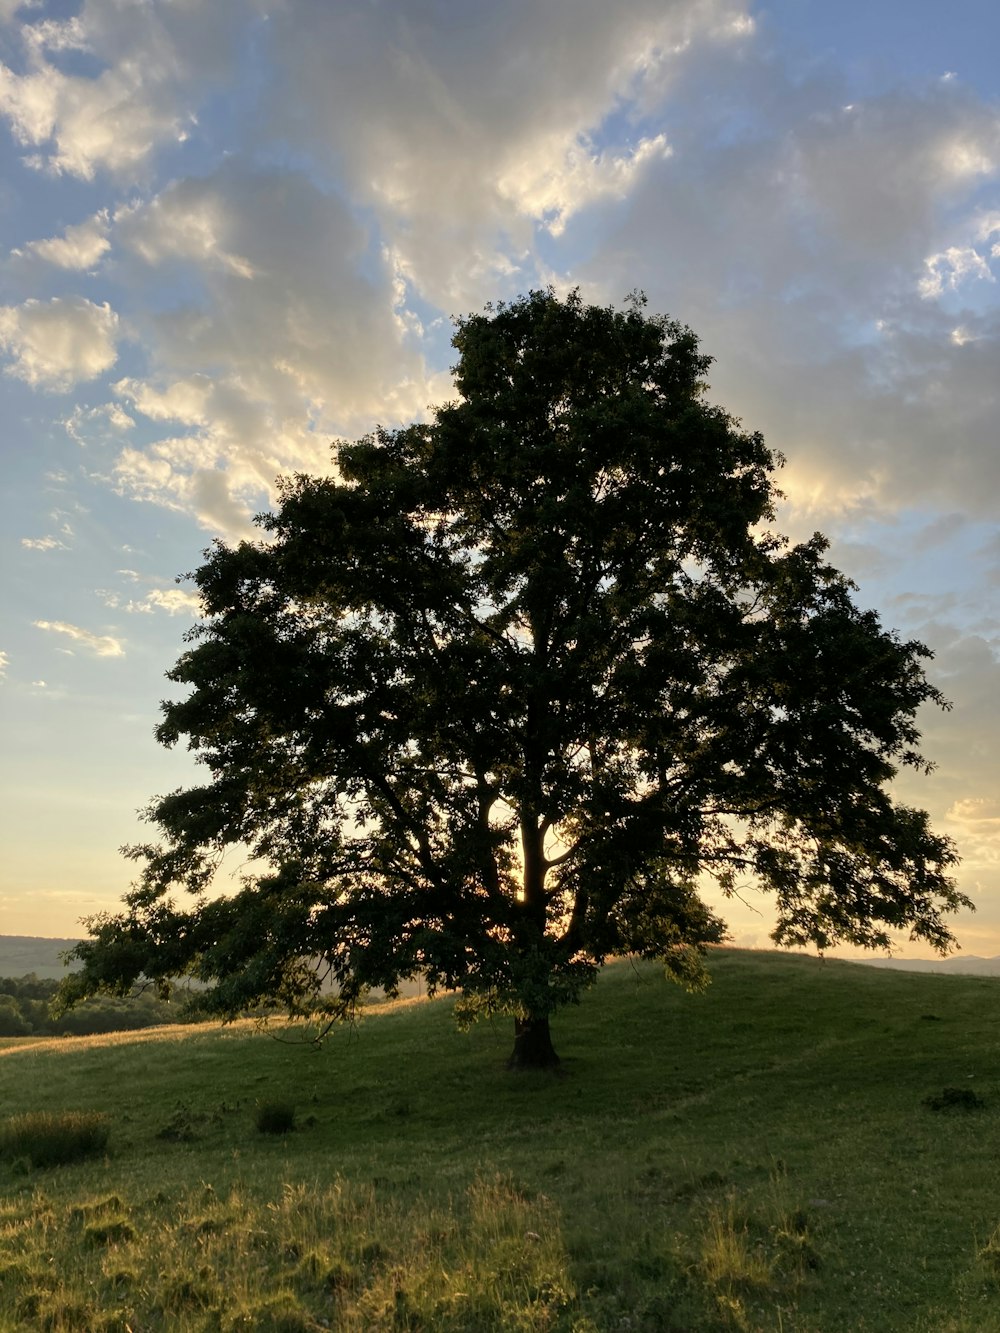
[1,0,999,956]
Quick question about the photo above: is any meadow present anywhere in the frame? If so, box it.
[2,948,1000,1331]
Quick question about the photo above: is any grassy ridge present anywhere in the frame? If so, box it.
[2,949,1000,1330]
[0,937,80,980]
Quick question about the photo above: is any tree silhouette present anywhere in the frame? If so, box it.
[62,290,965,1068]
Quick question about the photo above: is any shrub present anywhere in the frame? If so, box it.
[157,1273,217,1311]
[69,1194,125,1223]
[699,1196,775,1293]
[156,1106,205,1142]
[255,1100,296,1135]
[83,1219,135,1247]
[923,1086,986,1113]
[0,1111,110,1168]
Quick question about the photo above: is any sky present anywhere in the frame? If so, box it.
[1,0,999,957]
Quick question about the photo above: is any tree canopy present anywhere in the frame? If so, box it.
[62,289,966,1067]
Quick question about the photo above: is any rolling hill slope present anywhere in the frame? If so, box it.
[1,948,1000,1330]
[0,935,81,979]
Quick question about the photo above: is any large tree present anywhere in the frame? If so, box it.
[63,290,966,1068]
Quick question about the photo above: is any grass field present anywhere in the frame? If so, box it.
[2,948,1000,1331]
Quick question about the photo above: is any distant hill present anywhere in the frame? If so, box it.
[0,936,82,979]
[853,953,1000,977]
[4,932,1000,984]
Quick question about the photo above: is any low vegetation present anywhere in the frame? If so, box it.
[255,1099,297,1136]
[0,1110,110,1169]
[0,973,199,1038]
[2,949,1000,1330]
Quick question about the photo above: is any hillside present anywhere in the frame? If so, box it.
[0,935,81,979]
[859,953,1000,976]
[9,931,1000,985]
[2,949,1000,1330]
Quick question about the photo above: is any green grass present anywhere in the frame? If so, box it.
[0,1110,110,1168]
[1,948,1000,1330]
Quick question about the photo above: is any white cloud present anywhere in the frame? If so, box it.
[115,190,255,276]
[33,619,124,657]
[113,375,212,426]
[21,535,68,551]
[2,0,997,547]
[110,443,265,540]
[115,165,420,421]
[263,0,753,306]
[0,1,40,20]
[4,3,754,540]
[0,650,8,680]
[111,446,189,515]
[948,797,1000,825]
[88,4,742,534]
[572,49,1000,521]
[717,12,755,38]
[104,161,457,535]
[0,1,264,179]
[496,133,671,237]
[723,86,1000,286]
[3,1,984,550]
[64,400,135,445]
[0,296,118,390]
[17,210,110,268]
[939,136,996,181]
[920,246,995,298]
[0,50,184,181]
[98,585,203,617]
[143,588,203,617]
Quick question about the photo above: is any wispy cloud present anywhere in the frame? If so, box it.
[143,588,203,616]
[21,535,68,551]
[0,297,118,390]
[0,2,252,179]
[948,797,1000,824]
[33,620,124,658]
[920,245,996,298]
[98,586,202,617]
[64,401,134,445]
[15,210,110,270]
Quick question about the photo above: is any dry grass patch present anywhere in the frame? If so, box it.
[0,1110,110,1169]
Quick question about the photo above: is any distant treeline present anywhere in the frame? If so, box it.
[0,975,203,1038]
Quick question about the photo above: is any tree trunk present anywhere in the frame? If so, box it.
[507,1014,560,1070]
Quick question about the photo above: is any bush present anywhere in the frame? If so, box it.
[0,996,32,1036]
[0,1111,110,1168]
[84,1219,135,1247]
[255,1100,296,1135]
[923,1086,986,1113]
